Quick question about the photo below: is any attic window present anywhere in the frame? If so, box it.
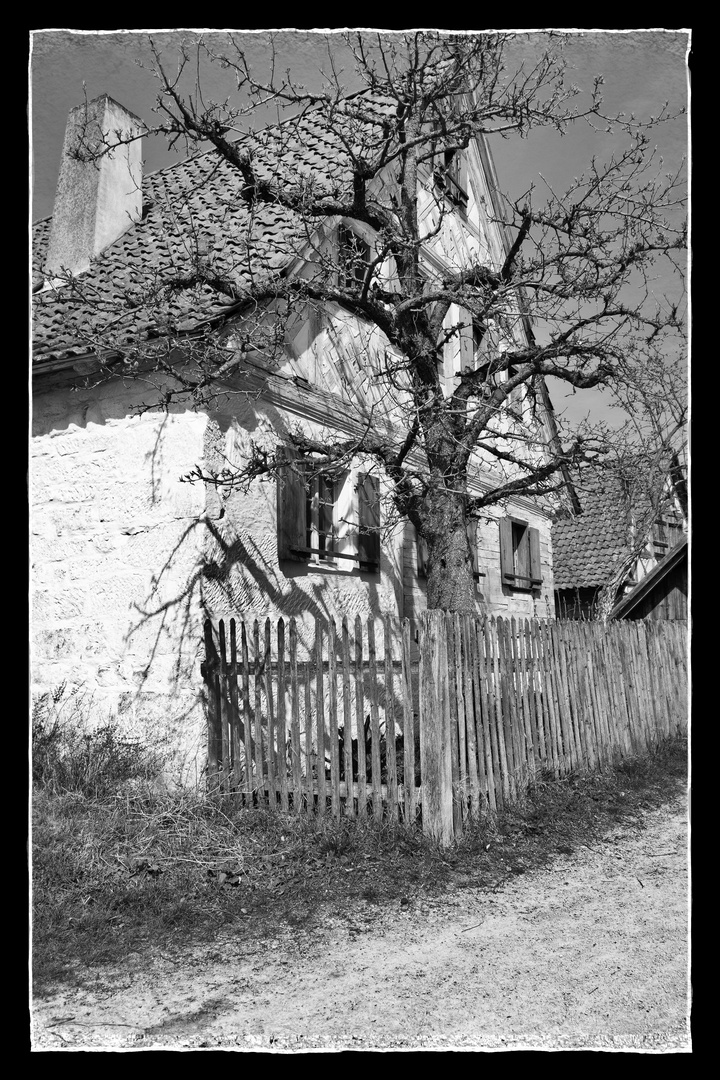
[338,225,371,289]
[435,150,468,211]
[652,516,683,556]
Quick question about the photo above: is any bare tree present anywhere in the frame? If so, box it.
[38,31,687,613]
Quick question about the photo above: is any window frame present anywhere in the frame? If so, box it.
[277,454,381,573]
[434,148,469,212]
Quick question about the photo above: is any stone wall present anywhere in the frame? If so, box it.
[31,380,210,783]
[31,378,404,781]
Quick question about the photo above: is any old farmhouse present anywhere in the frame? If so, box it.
[32,92,562,775]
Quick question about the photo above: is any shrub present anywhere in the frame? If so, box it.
[32,683,161,798]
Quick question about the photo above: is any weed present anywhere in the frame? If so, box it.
[32,684,162,798]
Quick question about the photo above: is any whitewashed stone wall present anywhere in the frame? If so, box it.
[31,380,210,783]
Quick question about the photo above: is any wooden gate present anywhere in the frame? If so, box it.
[200,615,420,823]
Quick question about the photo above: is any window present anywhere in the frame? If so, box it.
[277,453,380,572]
[435,149,468,211]
[338,225,371,290]
[652,515,683,557]
[499,517,542,590]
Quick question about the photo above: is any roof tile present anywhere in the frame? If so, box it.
[33,101,385,362]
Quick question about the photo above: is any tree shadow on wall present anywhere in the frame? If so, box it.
[125,512,365,694]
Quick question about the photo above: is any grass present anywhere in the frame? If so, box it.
[32,730,687,996]
[32,683,162,799]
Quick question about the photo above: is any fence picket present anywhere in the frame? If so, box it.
[468,616,493,816]
[276,619,289,812]
[328,619,341,817]
[264,619,276,806]
[457,614,480,821]
[507,618,527,790]
[228,621,243,793]
[289,618,303,813]
[482,618,503,812]
[384,615,399,824]
[304,664,313,813]
[218,621,231,792]
[401,618,416,824]
[591,623,617,763]
[253,622,263,801]
[355,616,368,819]
[315,621,326,814]
[446,615,463,831]
[367,619,383,821]
[203,620,221,792]
[340,618,355,819]
[515,618,534,780]
[240,623,255,797]
[522,619,540,770]
[557,621,583,771]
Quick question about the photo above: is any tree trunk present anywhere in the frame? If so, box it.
[420,487,478,614]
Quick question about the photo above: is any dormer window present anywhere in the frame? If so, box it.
[338,225,371,290]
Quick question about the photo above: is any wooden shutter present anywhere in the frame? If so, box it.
[276,450,307,561]
[499,517,514,584]
[515,526,530,586]
[358,473,381,570]
[529,527,543,586]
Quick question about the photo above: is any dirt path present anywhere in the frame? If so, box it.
[32,796,690,1052]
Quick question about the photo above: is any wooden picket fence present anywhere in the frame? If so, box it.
[201,614,420,823]
[417,611,688,844]
[200,612,688,844]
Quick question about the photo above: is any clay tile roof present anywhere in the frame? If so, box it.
[32,98,391,364]
[552,472,634,590]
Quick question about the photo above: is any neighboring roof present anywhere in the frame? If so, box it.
[552,472,635,590]
[32,99,388,365]
[609,536,687,619]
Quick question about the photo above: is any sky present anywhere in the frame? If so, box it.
[29,28,690,431]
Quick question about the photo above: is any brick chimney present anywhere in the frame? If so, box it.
[44,94,143,279]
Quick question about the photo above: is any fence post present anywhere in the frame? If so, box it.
[419,611,454,846]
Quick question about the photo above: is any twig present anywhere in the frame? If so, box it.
[461,921,485,933]
[636,877,644,888]
[588,986,599,995]
[47,1019,144,1029]
[648,851,676,857]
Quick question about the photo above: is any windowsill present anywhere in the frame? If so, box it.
[503,579,543,594]
[283,553,379,575]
